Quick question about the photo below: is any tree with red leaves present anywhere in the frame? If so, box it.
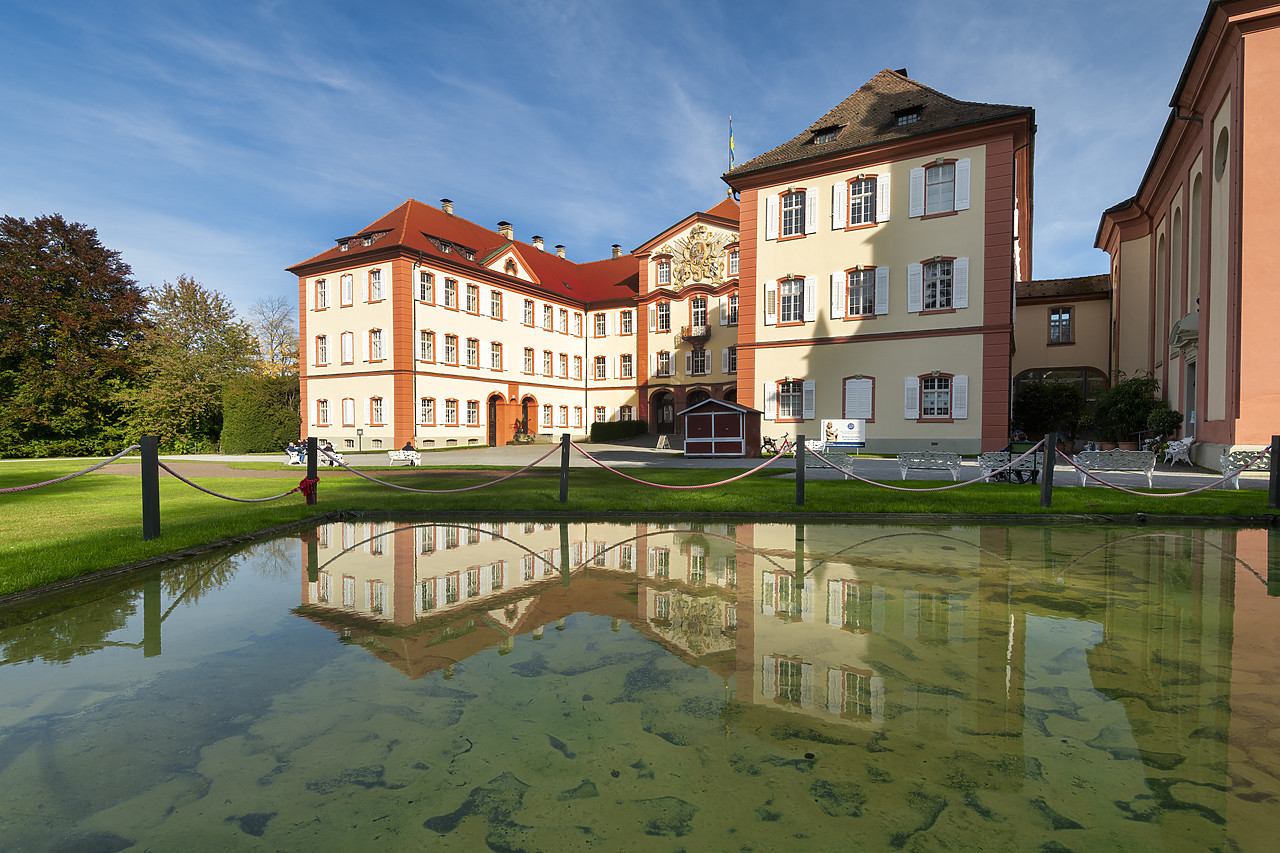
[0,214,147,457]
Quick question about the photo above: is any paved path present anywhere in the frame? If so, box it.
[142,437,1271,492]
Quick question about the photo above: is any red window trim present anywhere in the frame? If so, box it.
[341,397,356,427]
[841,375,876,423]
[368,396,385,427]
[419,397,436,427]
[315,399,331,427]
[915,372,955,423]
[844,174,880,231]
[778,187,809,241]
[419,330,435,364]
[443,399,460,427]
[773,379,805,423]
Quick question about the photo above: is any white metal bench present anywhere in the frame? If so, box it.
[387,449,421,466]
[803,441,858,477]
[1163,436,1194,465]
[896,451,963,481]
[1220,448,1271,489]
[318,448,345,467]
[284,449,305,466]
[978,450,1043,484]
[1071,449,1155,487]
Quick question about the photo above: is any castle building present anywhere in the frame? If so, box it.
[1096,0,1280,462]
[722,69,1035,453]
[291,70,1037,454]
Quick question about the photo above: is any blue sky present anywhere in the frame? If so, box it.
[1,0,1209,314]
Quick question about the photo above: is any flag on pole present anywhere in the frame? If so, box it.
[729,116,734,170]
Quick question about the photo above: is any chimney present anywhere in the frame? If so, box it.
[532,236,544,251]
[555,244,565,259]
[440,198,454,215]
[612,244,621,259]
[498,221,513,241]
[894,68,908,77]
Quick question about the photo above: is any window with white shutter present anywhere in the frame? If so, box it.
[765,195,779,241]
[876,173,892,222]
[843,377,874,420]
[874,266,890,315]
[830,272,845,320]
[764,281,778,325]
[904,376,920,419]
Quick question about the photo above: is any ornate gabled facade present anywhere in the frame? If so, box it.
[1096,0,1280,464]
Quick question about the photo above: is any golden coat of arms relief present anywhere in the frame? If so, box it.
[658,224,732,289]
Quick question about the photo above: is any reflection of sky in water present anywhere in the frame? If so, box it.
[0,522,1276,851]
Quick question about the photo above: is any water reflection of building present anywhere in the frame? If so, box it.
[286,518,1275,847]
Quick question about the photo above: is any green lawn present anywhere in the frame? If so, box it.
[0,458,1275,597]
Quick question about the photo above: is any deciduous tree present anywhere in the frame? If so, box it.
[247,294,299,377]
[0,214,147,456]
[121,276,256,451]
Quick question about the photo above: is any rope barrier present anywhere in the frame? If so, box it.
[568,440,786,489]
[155,460,314,503]
[315,444,562,494]
[806,441,1048,492]
[0,445,141,493]
[1054,448,1268,496]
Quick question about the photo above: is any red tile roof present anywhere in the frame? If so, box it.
[704,196,740,221]
[724,69,1033,182]
[1016,274,1111,300]
[287,198,638,304]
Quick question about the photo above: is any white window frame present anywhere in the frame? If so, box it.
[369,329,384,361]
[444,335,458,364]
[418,270,434,302]
[656,302,671,332]
[491,342,503,370]
[315,279,328,309]
[315,335,328,365]
[594,356,607,380]
[419,330,434,362]
[620,310,634,335]
[444,279,457,308]
[780,190,805,237]
[444,399,458,425]
[419,397,435,425]
[369,269,383,301]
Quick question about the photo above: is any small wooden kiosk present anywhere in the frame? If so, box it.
[678,399,762,458]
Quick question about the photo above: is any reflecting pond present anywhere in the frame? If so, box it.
[2,519,1279,851]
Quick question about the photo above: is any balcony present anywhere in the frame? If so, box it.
[679,324,710,344]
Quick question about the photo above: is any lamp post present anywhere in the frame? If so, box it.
[356,428,363,452]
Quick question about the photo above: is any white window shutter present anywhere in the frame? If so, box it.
[721,348,729,373]
[801,662,814,705]
[805,191,818,234]
[719,296,727,325]
[875,266,890,315]
[907,263,923,313]
[845,377,873,419]
[953,257,969,308]
[764,384,777,420]
[904,376,920,419]
[804,276,817,322]
[685,352,692,375]
[952,375,969,419]
[613,356,618,379]
[802,380,816,419]
[648,304,656,331]
[765,195,779,241]
[764,281,778,325]
[650,353,657,375]
[830,272,845,319]
[909,167,925,218]
[955,158,971,211]
[831,183,846,229]
[827,665,843,714]
[763,655,776,695]
[876,173,891,222]
[608,312,615,335]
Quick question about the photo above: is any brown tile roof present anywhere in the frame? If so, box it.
[724,69,1032,181]
[1016,274,1111,300]
[287,198,638,304]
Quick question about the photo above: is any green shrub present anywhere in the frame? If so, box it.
[589,419,648,442]
[1012,381,1085,439]
[221,375,301,453]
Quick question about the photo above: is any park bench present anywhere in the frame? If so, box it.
[1220,447,1272,489]
[318,448,345,467]
[1071,449,1155,488]
[1163,436,1194,465]
[284,448,305,466]
[803,441,858,477]
[387,449,421,466]
[978,450,1044,484]
[896,451,963,481]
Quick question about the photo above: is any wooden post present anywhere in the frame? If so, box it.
[306,536,319,584]
[306,436,318,505]
[141,435,160,540]
[1269,435,1279,510]
[560,433,570,504]
[1039,432,1057,508]
[143,572,162,658]
[795,434,806,506]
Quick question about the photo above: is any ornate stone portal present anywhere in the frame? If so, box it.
[659,224,732,289]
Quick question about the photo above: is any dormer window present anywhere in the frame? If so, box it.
[813,126,840,144]
[895,108,921,126]
[339,241,349,252]
[362,235,372,247]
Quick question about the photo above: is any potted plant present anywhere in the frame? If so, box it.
[1090,371,1165,449]
[1012,380,1085,449]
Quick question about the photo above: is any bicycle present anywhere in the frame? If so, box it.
[761,432,794,456]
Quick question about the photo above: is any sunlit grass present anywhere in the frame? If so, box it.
[0,458,1274,596]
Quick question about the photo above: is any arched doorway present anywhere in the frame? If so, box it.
[521,396,536,436]
[686,388,711,406]
[487,393,504,446]
[724,388,738,404]
[652,391,676,434]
